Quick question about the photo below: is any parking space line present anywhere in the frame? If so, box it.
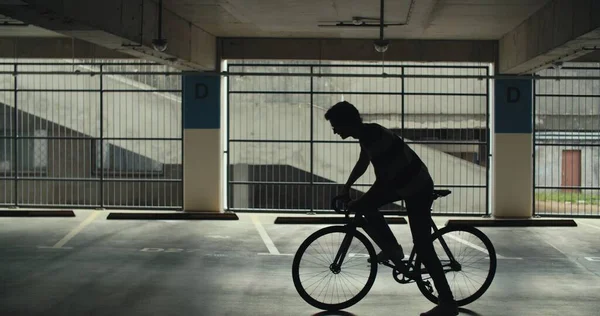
[251,215,280,255]
[543,239,567,257]
[445,234,520,260]
[52,211,99,248]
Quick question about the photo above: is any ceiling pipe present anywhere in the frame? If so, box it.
[373,0,390,53]
[151,0,168,52]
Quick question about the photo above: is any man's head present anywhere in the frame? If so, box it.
[324,101,363,139]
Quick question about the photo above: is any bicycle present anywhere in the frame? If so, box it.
[291,189,497,311]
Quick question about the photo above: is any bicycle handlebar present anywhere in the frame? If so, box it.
[331,195,350,215]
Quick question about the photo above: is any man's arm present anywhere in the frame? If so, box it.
[342,148,370,192]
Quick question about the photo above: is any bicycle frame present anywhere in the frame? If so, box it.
[331,210,459,279]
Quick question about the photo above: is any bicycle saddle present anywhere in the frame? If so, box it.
[433,189,452,197]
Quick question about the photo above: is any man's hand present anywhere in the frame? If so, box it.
[334,186,350,201]
[347,199,359,213]
[331,188,351,212]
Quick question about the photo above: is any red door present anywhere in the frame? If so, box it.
[561,150,581,192]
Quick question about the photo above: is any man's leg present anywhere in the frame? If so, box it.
[405,189,456,308]
[352,184,404,264]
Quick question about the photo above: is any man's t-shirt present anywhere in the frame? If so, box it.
[359,123,432,197]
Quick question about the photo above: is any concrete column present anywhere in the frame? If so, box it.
[183,73,222,212]
[493,78,533,218]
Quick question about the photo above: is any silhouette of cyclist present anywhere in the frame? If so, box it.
[326,101,458,316]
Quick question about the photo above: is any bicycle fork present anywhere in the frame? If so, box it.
[330,225,357,273]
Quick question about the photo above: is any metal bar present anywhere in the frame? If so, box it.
[537,94,600,97]
[228,180,486,187]
[533,142,600,147]
[0,177,180,182]
[228,63,489,69]
[379,0,385,40]
[226,65,231,210]
[536,186,600,190]
[401,66,405,133]
[228,90,487,96]
[531,82,537,216]
[6,70,600,80]
[7,89,181,93]
[180,76,185,210]
[0,136,182,141]
[228,139,489,145]
[12,64,17,207]
[0,71,181,75]
[100,64,104,208]
[310,66,314,212]
[222,72,600,80]
[485,67,491,215]
[0,62,163,66]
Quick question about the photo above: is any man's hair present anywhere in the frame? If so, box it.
[324,101,362,126]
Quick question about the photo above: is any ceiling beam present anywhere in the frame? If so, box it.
[219,38,497,64]
[0,37,132,58]
[499,0,600,74]
[0,0,217,70]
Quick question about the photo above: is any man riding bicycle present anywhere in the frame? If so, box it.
[325,101,458,316]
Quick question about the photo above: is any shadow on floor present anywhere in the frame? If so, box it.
[312,311,356,316]
[310,307,481,316]
[458,307,483,316]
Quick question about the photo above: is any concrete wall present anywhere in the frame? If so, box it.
[535,67,600,131]
[0,61,181,164]
[228,61,488,126]
[535,142,600,190]
[0,109,181,208]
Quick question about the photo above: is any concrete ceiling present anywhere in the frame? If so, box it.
[163,0,551,40]
[0,13,63,37]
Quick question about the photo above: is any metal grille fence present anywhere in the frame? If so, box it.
[226,60,491,215]
[0,59,182,209]
[534,63,600,217]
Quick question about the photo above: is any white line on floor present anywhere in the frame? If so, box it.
[251,215,280,255]
[585,257,600,262]
[52,211,99,248]
[579,222,600,231]
[544,239,567,257]
[445,234,522,260]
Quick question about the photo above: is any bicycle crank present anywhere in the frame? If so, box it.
[421,280,435,294]
[392,268,413,284]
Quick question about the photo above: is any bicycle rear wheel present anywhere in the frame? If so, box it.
[415,225,496,306]
[292,226,378,311]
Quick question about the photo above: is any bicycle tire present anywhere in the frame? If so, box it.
[292,226,378,311]
[414,225,497,306]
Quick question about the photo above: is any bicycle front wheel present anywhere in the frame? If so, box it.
[415,225,497,306]
[292,226,378,311]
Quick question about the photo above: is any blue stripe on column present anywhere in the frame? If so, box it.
[494,78,532,134]
[183,73,220,129]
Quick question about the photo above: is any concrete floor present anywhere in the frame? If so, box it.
[1,211,599,316]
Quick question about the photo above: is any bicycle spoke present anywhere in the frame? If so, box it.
[294,229,376,309]
[338,271,364,293]
[305,271,332,291]
[418,227,495,305]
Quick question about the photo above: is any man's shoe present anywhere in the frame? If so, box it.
[420,303,459,316]
[367,244,404,264]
